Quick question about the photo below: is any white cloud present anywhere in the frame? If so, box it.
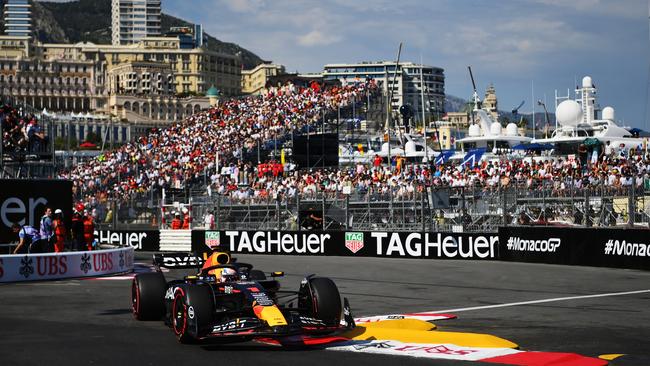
[223,0,266,13]
[297,29,341,46]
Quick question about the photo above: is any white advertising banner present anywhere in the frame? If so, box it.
[0,247,134,283]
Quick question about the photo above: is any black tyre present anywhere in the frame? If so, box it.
[172,285,214,343]
[132,272,166,321]
[249,269,267,280]
[306,277,342,326]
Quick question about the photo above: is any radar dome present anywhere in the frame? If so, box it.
[505,123,518,136]
[468,124,481,137]
[602,106,615,121]
[556,100,583,126]
[405,140,416,154]
[490,122,502,135]
[582,76,593,88]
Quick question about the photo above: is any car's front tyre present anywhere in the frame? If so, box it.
[172,285,214,343]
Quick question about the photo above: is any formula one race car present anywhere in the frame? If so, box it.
[131,250,354,343]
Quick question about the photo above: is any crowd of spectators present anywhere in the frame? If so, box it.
[58,81,377,205]
[208,147,650,204]
[1,102,48,156]
[56,79,650,216]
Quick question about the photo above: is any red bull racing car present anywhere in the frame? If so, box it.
[131,250,354,343]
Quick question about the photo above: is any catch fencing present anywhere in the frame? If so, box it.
[91,180,650,233]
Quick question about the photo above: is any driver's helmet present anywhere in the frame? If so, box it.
[217,267,238,283]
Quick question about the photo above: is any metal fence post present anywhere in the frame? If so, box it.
[502,186,508,226]
[276,198,281,230]
[345,195,349,230]
[296,193,301,232]
[421,188,426,233]
[216,195,221,231]
[322,194,326,231]
[628,185,635,227]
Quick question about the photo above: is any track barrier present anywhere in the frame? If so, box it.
[90,227,649,271]
[0,246,134,283]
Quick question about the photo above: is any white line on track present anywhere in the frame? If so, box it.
[431,289,650,313]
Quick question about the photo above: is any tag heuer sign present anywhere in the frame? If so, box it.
[345,232,364,253]
[205,231,220,248]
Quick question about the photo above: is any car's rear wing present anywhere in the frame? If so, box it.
[153,252,204,269]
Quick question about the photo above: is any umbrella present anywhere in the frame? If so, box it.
[79,141,97,149]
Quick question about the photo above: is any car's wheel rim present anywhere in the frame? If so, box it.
[131,280,139,317]
[172,293,186,336]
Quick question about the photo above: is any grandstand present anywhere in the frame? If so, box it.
[0,96,56,178]
[3,80,649,231]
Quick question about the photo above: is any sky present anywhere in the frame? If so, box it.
[44,0,650,128]
[156,0,649,128]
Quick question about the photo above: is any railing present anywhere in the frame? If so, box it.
[88,180,650,233]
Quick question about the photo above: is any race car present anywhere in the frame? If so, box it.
[131,249,354,343]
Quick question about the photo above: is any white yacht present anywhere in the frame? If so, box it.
[451,83,532,162]
[532,76,645,155]
[339,131,437,165]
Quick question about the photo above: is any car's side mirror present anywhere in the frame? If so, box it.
[271,271,284,277]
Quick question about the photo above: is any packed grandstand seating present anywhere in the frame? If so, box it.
[56,80,650,216]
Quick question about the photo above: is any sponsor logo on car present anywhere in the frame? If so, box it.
[188,306,195,319]
[161,255,203,267]
[299,316,326,326]
[164,286,179,300]
[251,292,274,306]
[506,237,561,253]
[211,318,257,333]
[345,232,364,253]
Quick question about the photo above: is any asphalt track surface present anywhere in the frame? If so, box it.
[2,253,650,366]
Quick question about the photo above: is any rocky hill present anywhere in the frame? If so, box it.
[9,0,264,69]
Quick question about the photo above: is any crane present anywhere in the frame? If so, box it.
[511,100,525,116]
[511,100,526,126]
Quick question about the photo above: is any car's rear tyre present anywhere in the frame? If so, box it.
[132,272,166,321]
[303,277,342,326]
[172,285,214,343]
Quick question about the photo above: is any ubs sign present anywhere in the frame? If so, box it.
[0,180,72,244]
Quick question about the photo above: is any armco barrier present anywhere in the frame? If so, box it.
[498,226,650,270]
[190,230,500,260]
[0,247,134,283]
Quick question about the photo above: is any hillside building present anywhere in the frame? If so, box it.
[323,61,445,125]
[111,0,162,46]
[4,0,32,37]
[0,34,242,142]
[241,62,285,95]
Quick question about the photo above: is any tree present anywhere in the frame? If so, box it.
[85,131,102,145]
[54,136,78,150]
